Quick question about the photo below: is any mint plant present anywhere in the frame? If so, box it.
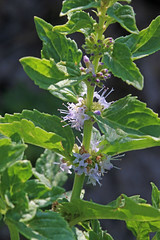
[0,0,160,239]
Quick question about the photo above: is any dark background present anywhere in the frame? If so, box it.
[0,0,160,239]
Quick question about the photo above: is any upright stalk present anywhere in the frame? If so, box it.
[70,1,108,202]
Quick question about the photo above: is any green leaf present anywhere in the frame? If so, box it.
[102,42,143,90]
[25,179,64,208]
[7,210,75,240]
[151,183,160,209]
[62,195,160,228]
[126,221,154,240]
[20,57,86,102]
[0,138,26,173]
[34,17,82,64]
[0,160,37,222]
[35,149,68,188]
[48,77,86,102]
[116,16,160,60]
[0,110,75,156]
[53,11,96,36]
[93,95,160,155]
[107,3,138,34]
[61,0,100,16]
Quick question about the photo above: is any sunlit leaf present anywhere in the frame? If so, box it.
[61,0,100,16]
[53,11,95,36]
[0,110,75,156]
[93,95,160,155]
[107,3,138,34]
[102,42,143,89]
[116,16,160,60]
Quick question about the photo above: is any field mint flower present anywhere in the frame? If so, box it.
[72,153,90,175]
[54,159,72,174]
[87,164,102,186]
[94,87,114,110]
[59,98,90,131]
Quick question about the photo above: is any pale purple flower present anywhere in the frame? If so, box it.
[59,98,90,131]
[83,55,90,63]
[94,87,114,110]
[73,153,90,163]
[87,164,102,186]
[73,153,90,175]
[73,159,88,175]
[54,160,72,174]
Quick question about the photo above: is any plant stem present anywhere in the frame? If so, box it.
[70,1,109,203]
[70,174,85,201]
[6,221,20,240]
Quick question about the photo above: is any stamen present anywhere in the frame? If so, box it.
[104,87,114,98]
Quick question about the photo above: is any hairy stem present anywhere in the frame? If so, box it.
[70,174,85,201]
[70,2,109,203]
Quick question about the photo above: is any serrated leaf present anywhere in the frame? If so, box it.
[0,110,75,156]
[34,17,82,64]
[116,15,160,60]
[53,11,96,36]
[7,210,75,240]
[35,149,68,188]
[126,221,154,240]
[0,160,36,222]
[20,57,86,102]
[25,179,64,208]
[61,0,100,16]
[107,3,138,34]
[93,95,160,155]
[0,138,26,173]
[102,42,143,89]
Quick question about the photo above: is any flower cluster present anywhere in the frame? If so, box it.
[58,97,90,131]
[58,149,123,186]
[80,55,111,88]
[83,33,114,59]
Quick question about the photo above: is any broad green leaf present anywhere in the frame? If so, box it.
[62,195,160,228]
[126,221,155,240]
[34,17,82,64]
[107,3,138,34]
[0,138,26,173]
[25,179,64,208]
[20,57,82,89]
[93,95,160,155]
[61,0,100,16]
[102,42,143,90]
[116,16,160,60]
[20,57,86,102]
[35,149,68,188]
[0,160,36,222]
[7,210,75,240]
[53,11,95,36]
[151,183,160,209]
[0,110,75,155]
[48,78,87,102]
